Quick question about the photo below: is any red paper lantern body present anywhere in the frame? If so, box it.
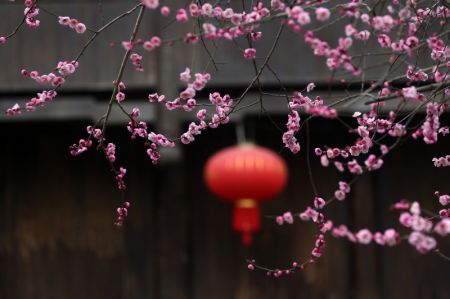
[204,144,288,245]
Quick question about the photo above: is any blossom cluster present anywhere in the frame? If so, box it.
[123,106,175,165]
[432,155,450,167]
[271,190,449,260]
[115,167,127,190]
[412,102,447,144]
[58,16,86,34]
[394,199,449,253]
[130,53,143,72]
[259,204,332,277]
[334,181,351,201]
[24,90,58,112]
[114,201,130,227]
[69,126,101,156]
[332,226,400,246]
[69,125,128,191]
[116,81,127,102]
[181,92,233,144]
[122,35,162,54]
[1,0,449,270]
[24,3,40,29]
[311,106,425,175]
[4,60,79,115]
[147,68,211,112]
[282,88,338,154]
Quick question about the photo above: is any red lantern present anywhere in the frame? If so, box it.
[204,144,288,245]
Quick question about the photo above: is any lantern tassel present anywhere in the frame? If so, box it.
[233,199,260,246]
[241,231,253,246]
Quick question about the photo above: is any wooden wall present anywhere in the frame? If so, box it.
[0,0,401,93]
[0,115,449,299]
[1,1,449,298]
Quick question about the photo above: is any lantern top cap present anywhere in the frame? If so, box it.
[237,142,256,148]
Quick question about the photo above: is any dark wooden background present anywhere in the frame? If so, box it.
[0,115,449,299]
[1,1,449,298]
[0,0,402,92]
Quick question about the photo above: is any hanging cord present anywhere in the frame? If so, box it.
[235,118,247,144]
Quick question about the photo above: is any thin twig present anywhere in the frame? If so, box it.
[98,5,145,149]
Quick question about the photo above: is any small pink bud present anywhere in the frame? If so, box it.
[314,197,326,209]
[276,216,284,225]
[243,48,256,60]
[160,6,170,16]
[334,190,346,201]
[306,82,316,92]
[283,212,294,224]
[69,18,79,29]
[116,92,126,102]
[75,23,86,34]
[142,0,159,10]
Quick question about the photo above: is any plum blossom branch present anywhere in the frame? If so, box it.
[2,0,450,274]
[2,0,37,40]
[98,5,146,148]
